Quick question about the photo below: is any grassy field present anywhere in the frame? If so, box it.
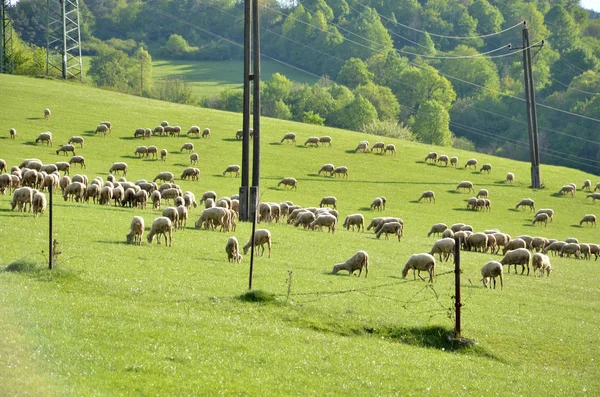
[1,74,599,395]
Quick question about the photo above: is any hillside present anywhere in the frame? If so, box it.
[1,75,599,395]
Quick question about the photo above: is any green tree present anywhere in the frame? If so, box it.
[440,45,500,98]
[332,94,378,130]
[303,111,325,125]
[336,58,374,89]
[546,6,580,53]
[339,6,393,60]
[262,73,293,117]
[134,47,153,96]
[412,100,452,146]
[273,100,293,120]
[161,34,195,58]
[469,0,504,35]
[88,48,133,91]
[153,78,195,105]
[354,82,400,121]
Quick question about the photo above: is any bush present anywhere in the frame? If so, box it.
[452,135,476,151]
[361,120,414,140]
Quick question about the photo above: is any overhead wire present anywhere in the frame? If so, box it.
[549,76,600,96]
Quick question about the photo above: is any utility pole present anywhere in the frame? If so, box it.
[453,237,461,337]
[46,0,83,80]
[1,0,14,74]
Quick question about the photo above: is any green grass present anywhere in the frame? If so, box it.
[1,74,600,395]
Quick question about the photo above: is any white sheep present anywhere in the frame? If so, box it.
[580,214,597,227]
[147,217,173,246]
[532,253,552,277]
[310,214,337,233]
[370,197,384,211]
[69,156,86,169]
[109,162,128,176]
[280,132,296,144]
[532,213,549,226]
[481,261,503,289]
[371,142,385,153]
[187,126,200,137]
[476,189,488,198]
[319,196,337,209]
[277,177,297,190]
[534,209,554,222]
[437,155,449,166]
[442,229,454,239]
[181,168,200,181]
[318,164,335,176]
[582,179,592,191]
[95,124,109,136]
[418,190,435,203]
[355,141,369,153]
[68,136,84,148]
[376,222,402,241]
[450,156,458,167]
[424,152,437,162]
[479,164,492,173]
[586,193,600,203]
[560,243,581,258]
[180,143,194,153]
[319,136,332,146]
[32,191,47,217]
[385,144,396,155]
[515,198,535,211]
[332,251,369,277]
[153,172,175,183]
[35,132,53,146]
[176,205,188,229]
[189,153,199,165]
[464,158,478,169]
[427,223,447,237]
[11,187,34,212]
[332,166,348,178]
[62,182,85,202]
[304,137,319,147]
[243,229,272,257]
[195,207,227,230]
[506,172,514,184]
[183,191,198,209]
[294,211,315,229]
[162,207,180,230]
[430,238,455,262]
[456,181,474,193]
[467,233,489,252]
[126,216,145,245]
[343,214,365,232]
[44,108,51,119]
[226,237,242,263]
[223,165,241,177]
[402,253,436,283]
[199,191,217,205]
[558,185,575,197]
[9,128,16,139]
[55,161,70,175]
[201,128,211,138]
[500,248,531,275]
[153,126,165,136]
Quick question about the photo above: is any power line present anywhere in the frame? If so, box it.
[550,76,600,96]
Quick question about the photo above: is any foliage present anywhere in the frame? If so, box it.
[331,93,378,130]
[412,100,452,146]
[160,34,199,59]
[360,120,414,140]
[336,58,374,89]
[302,110,325,125]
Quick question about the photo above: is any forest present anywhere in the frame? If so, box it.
[8,0,600,174]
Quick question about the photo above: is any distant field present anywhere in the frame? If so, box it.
[1,74,599,395]
[82,57,318,99]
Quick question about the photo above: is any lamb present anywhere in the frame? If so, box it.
[294,212,315,229]
[456,181,474,193]
[506,172,514,184]
[481,261,503,289]
[464,158,478,169]
[532,213,549,226]
[160,149,168,162]
[500,248,531,275]
[515,198,535,211]
[32,192,47,217]
[180,143,194,153]
[44,108,51,119]
[370,197,384,211]
[480,164,492,173]
[427,223,447,237]
[355,141,369,153]
[375,222,402,241]
[187,126,200,137]
[587,193,600,203]
[332,251,369,277]
[95,124,109,137]
[69,156,86,169]
[579,214,597,226]
[55,162,70,175]
[402,253,436,283]
[332,166,348,178]
[277,177,297,190]
[424,152,437,162]
[68,136,84,148]
[304,137,319,147]
[437,155,449,166]
[319,136,332,146]
[532,253,552,277]
[310,214,337,233]
[343,214,365,232]
[62,182,85,202]
[320,196,337,209]
[109,162,128,176]
[243,229,272,257]
[318,164,335,176]
[476,189,488,198]
[384,144,396,155]
[430,238,455,262]
[535,209,554,222]
[190,153,199,165]
[560,243,581,258]
[126,216,145,245]
[153,172,175,183]
[147,217,173,246]
[35,132,53,146]
[199,191,217,205]
[226,237,242,263]
[558,185,575,196]
[202,128,211,138]
[11,187,34,212]
[371,142,385,153]
[280,132,296,144]
[502,238,526,255]
[9,128,16,139]
[418,190,435,203]
[223,165,241,177]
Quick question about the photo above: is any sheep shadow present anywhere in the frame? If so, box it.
[306,173,325,177]
[269,142,284,146]
[508,208,522,212]
[344,149,358,154]
[358,206,372,211]
[550,193,564,197]
[121,155,141,159]
[118,136,139,141]
[414,161,426,164]
[221,138,240,142]
[446,190,461,194]
[27,117,45,120]
[452,208,472,212]
[23,141,38,146]
[173,163,189,167]
[0,137,7,140]
[94,240,127,245]
[570,225,584,228]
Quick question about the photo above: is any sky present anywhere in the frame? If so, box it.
[581,0,600,12]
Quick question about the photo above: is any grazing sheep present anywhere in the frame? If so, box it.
[466,197,478,210]
[418,190,435,203]
[589,244,600,260]
[532,213,549,226]
[84,184,100,203]
[480,164,492,173]
[565,237,579,244]
[476,189,488,198]
[466,233,489,252]
[343,214,365,232]
[310,214,337,234]
[373,218,404,236]
[481,261,503,289]
[543,241,565,256]
[456,181,475,193]
[506,172,515,184]
[226,237,242,263]
[55,162,70,175]
[500,248,531,275]
[332,251,369,277]
[430,238,455,262]
[437,155,449,166]
[534,209,554,222]
[11,187,34,212]
[582,179,592,191]
[162,188,182,204]
[450,223,466,233]
[318,164,335,176]
[464,158,478,169]
[160,149,168,162]
[294,212,316,229]
[560,243,581,258]
[370,197,384,211]
[375,222,402,241]
[133,128,145,139]
[8,128,15,139]
[199,191,217,205]
[402,254,436,283]
[442,229,454,239]
[371,142,385,153]
[187,126,200,137]
[134,190,148,210]
[277,177,297,190]
[95,124,109,137]
[153,172,175,183]
[180,143,194,153]
[151,190,161,210]
[134,146,148,157]
[190,153,199,165]
[320,196,337,209]
[515,198,535,211]
[162,207,180,229]
[319,136,332,147]
[146,146,158,159]
[332,166,348,178]
[0,174,12,194]
[223,165,241,177]
[384,144,396,155]
[109,162,128,176]
[235,128,254,140]
[559,185,575,197]
[99,185,113,206]
[99,121,112,132]
[195,207,228,230]
[586,193,600,203]
[243,229,272,257]
[170,126,181,137]
[175,205,188,229]
[161,121,169,127]
[163,126,174,136]
[62,182,85,202]
[531,237,548,252]
[69,156,86,169]
[147,217,173,246]
[427,223,447,237]
[0,159,6,173]
[579,214,597,227]
[153,126,165,136]
[580,243,591,260]
[44,108,51,119]
[425,152,437,162]
[355,141,369,153]
[126,216,145,245]
[280,132,296,144]
[68,136,84,148]
[40,164,58,174]
[450,156,458,167]
[532,253,552,277]
[304,137,319,147]
[502,238,526,255]
[32,192,47,217]
[366,217,384,231]
[201,128,211,138]
[516,235,534,250]
[35,132,53,146]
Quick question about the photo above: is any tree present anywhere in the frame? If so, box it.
[336,58,374,89]
[273,100,293,120]
[262,73,293,117]
[469,0,504,35]
[412,100,452,146]
[88,48,133,91]
[339,6,393,60]
[439,45,500,99]
[546,6,580,53]
[161,34,196,58]
[331,94,378,130]
[354,82,400,121]
[134,47,153,96]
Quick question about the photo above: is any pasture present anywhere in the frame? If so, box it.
[1,74,599,395]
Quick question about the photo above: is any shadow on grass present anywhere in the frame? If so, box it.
[358,206,372,211]
[238,290,278,304]
[121,155,141,159]
[446,190,461,194]
[4,259,78,282]
[269,142,283,146]
[118,136,139,141]
[221,138,241,142]
[23,141,38,146]
[27,117,44,120]
[570,224,584,228]
[415,160,426,164]
[173,163,189,167]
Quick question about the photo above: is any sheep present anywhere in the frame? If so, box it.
[62,182,85,202]
[55,162,70,175]
[194,207,226,230]
[126,216,145,245]
[9,128,16,139]
[373,218,404,235]
[11,187,34,212]
[161,121,169,127]
[175,205,188,229]
[332,166,348,178]
[189,153,200,165]
[427,223,447,237]
[84,184,101,203]
[371,142,385,153]
[366,217,384,231]
[235,128,254,140]
[318,164,335,176]
[94,124,109,137]
[319,136,332,147]
[402,253,436,283]
[531,237,548,252]
[134,190,148,210]
[198,127,209,138]
[280,132,296,144]
[199,191,217,205]
[162,207,180,229]
[500,248,531,275]
[532,253,552,277]
[0,174,12,194]
[534,209,554,222]
[450,156,458,167]
[21,170,39,188]
[464,158,478,169]
[134,146,148,157]
[44,108,51,119]
[515,198,535,211]
[343,214,365,232]
[68,136,84,148]
[180,143,194,153]
[216,198,230,209]
[502,238,526,255]
[466,233,488,253]
[304,137,319,147]
[146,146,158,159]
[589,244,600,260]
[480,164,492,173]
[223,165,241,177]
[543,241,565,256]
[35,132,53,146]
[442,229,454,239]
[516,235,534,250]
[32,192,47,217]
[153,126,165,136]
[243,229,272,257]
[532,213,549,226]
[481,261,503,289]
[374,222,402,241]
[560,243,581,258]
[133,128,145,139]
[430,238,455,262]
[310,214,337,234]
[257,202,272,223]
[370,197,384,211]
[355,141,369,153]
[437,155,449,166]
[424,152,437,162]
[332,251,369,277]
[226,237,242,263]
[0,159,6,173]
[153,172,175,183]
[99,185,113,205]
[147,217,173,246]
[40,164,58,174]
[164,126,174,136]
[579,214,597,227]
[456,181,475,193]
[565,237,579,244]
[99,121,112,133]
[109,162,128,176]
[418,190,435,203]
[59,176,71,192]
[151,190,161,210]
[69,156,86,169]
[466,197,478,211]
[158,149,167,162]
[161,188,182,204]
[476,189,488,199]
[187,126,200,137]
[320,196,337,209]
[294,212,316,229]
[559,185,575,197]
[287,208,306,224]
[450,223,465,233]
[278,177,297,190]
[384,144,396,155]
[582,179,591,191]
[579,243,591,260]
[587,192,600,203]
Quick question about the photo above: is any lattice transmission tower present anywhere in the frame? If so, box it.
[46,0,82,80]
[0,0,14,74]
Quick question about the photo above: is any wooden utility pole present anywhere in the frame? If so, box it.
[49,186,54,270]
[454,237,461,337]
